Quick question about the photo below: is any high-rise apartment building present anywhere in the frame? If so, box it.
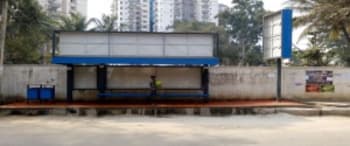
[112,0,219,32]
[38,0,88,17]
[174,0,218,25]
[219,4,229,13]
[112,0,150,32]
[154,0,175,32]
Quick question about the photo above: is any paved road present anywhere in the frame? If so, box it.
[0,114,349,146]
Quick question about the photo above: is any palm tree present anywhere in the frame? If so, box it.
[59,13,93,31]
[5,0,57,64]
[289,0,350,42]
[91,14,118,31]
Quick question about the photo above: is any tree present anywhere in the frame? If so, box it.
[5,0,55,64]
[91,14,118,31]
[59,13,92,31]
[289,0,350,65]
[292,32,336,66]
[290,0,350,43]
[47,0,60,18]
[173,21,240,65]
[218,0,265,66]
[0,0,8,65]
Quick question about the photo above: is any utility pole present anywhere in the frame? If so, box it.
[0,0,7,103]
[0,0,8,66]
[276,58,282,101]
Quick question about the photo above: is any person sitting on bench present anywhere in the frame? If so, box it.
[149,75,162,97]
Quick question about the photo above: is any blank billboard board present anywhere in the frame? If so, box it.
[263,9,292,60]
[58,32,215,58]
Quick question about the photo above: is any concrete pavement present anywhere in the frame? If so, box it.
[0,114,349,146]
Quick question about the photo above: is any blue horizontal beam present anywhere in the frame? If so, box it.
[52,56,219,66]
[99,93,150,98]
[98,92,208,98]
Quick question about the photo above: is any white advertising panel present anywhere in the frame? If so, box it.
[263,9,293,60]
[58,32,215,57]
[263,12,282,60]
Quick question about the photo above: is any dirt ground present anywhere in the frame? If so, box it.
[0,114,349,146]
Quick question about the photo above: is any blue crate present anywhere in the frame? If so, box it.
[27,85,41,101]
[40,85,55,101]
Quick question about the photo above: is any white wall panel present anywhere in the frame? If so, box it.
[139,45,163,56]
[60,33,87,43]
[165,45,187,56]
[107,67,154,89]
[157,68,201,89]
[58,32,215,57]
[74,67,97,89]
[188,35,212,45]
[106,67,201,89]
[60,44,86,56]
[188,45,212,56]
[165,35,187,44]
[86,45,108,55]
[111,45,138,56]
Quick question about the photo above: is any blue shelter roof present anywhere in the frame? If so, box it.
[52,56,219,66]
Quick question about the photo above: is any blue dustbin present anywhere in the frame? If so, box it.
[27,84,41,101]
[40,84,55,101]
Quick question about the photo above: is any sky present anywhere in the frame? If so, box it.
[87,0,306,48]
[87,0,289,19]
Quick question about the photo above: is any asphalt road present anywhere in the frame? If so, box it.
[0,114,349,146]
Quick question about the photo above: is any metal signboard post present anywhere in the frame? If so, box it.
[263,9,293,100]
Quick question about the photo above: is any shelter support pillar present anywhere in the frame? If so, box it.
[201,67,209,101]
[97,65,107,98]
[67,65,74,102]
[277,58,282,101]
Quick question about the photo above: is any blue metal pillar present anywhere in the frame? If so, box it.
[201,67,209,101]
[97,65,107,99]
[67,65,74,102]
[149,0,155,32]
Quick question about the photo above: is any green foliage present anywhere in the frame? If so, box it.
[59,13,92,31]
[46,0,61,18]
[290,0,350,42]
[91,14,118,31]
[174,21,217,32]
[323,34,350,66]
[292,33,336,66]
[289,0,350,66]
[6,35,43,64]
[218,0,265,66]
[3,0,117,64]
[5,0,55,64]
[293,48,336,66]
[174,0,266,66]
[173,21,239,65]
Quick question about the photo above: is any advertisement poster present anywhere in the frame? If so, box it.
[305,70,334,92]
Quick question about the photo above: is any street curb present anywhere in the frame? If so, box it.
[1,106,350,117]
